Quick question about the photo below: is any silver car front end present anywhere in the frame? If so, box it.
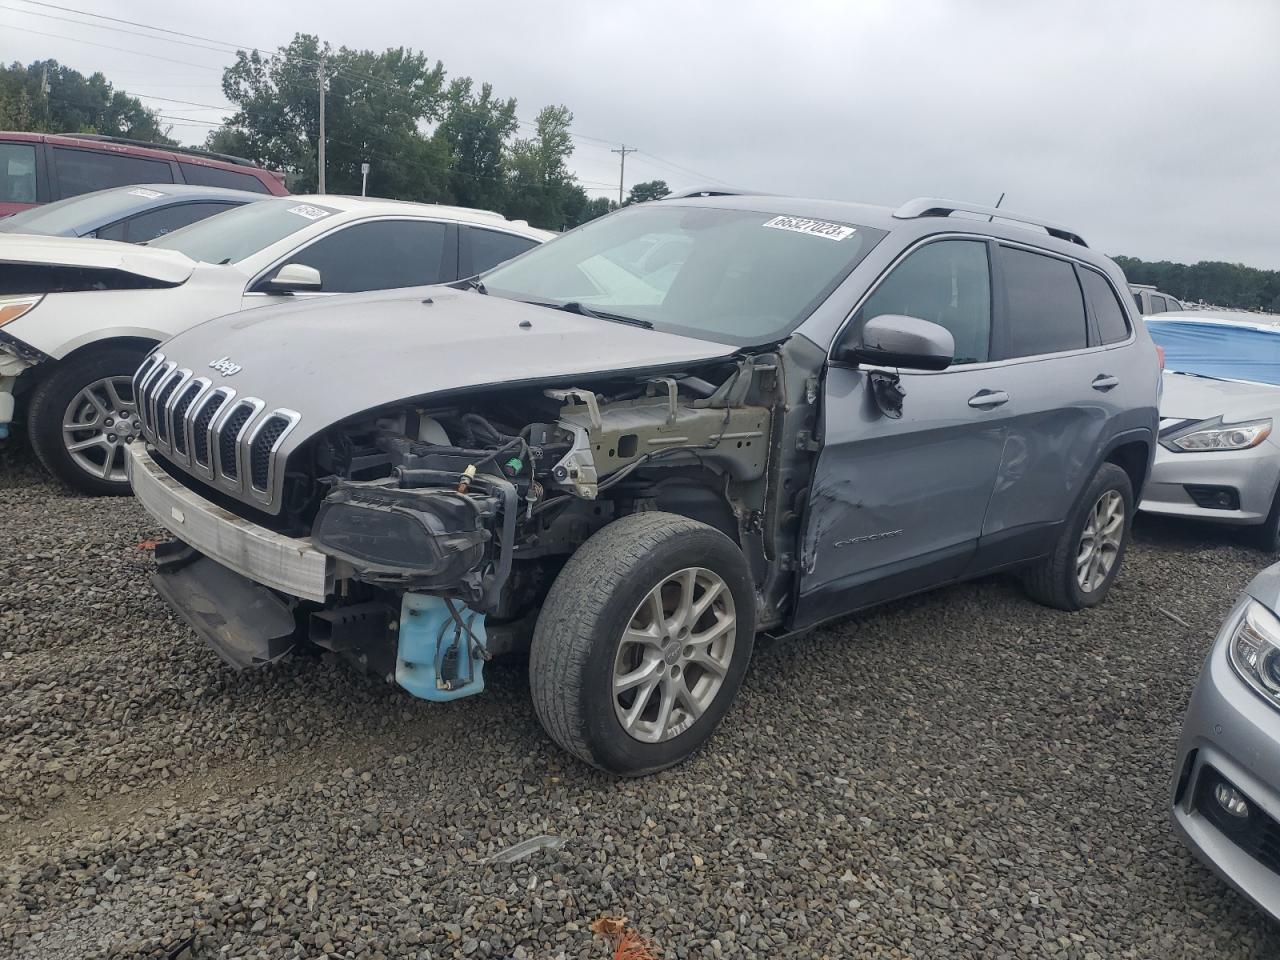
[1141,437,1280,525]
[1171,588,1280,922]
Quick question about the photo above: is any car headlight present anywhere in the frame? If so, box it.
[1228,600,1280,710]
[1165,418,1271,452]
[0,294,43,328]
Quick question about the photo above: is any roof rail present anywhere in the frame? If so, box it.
[61,133,264,169]
[666,186,763,199]
[893,197,1087,248]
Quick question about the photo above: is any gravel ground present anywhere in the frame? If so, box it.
[2,441,1279,960]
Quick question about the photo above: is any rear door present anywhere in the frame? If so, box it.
[794,237,1009,628]
[970,244,1123,569]
[460,225,540,277]
[49,145,174,199]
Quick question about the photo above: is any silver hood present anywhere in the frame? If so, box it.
[145,287,740,506]
[1160,371,1280,422]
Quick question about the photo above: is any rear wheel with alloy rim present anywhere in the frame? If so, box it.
[27,346,148,496]
[530,512,755,775]
[1021,462,1134,611]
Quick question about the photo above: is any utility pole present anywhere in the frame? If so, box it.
[611,144,637,206]
[40,63,50,128]
[316,56,327,194]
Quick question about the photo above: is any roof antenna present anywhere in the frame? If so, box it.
[988,192,1005,222]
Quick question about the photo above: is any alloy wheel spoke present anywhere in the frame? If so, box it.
[614,657,662,694]
[103,378,127,411]
[621,678,660,732]
[675,677,704,721]
[66,435,108,453]
[652,678,676,736]
[623,625,663,650]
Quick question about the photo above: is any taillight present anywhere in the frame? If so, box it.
[1155,345,1166,370]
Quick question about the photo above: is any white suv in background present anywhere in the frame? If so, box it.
[0,196,551,493]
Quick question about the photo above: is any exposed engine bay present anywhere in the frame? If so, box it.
[221,349,815,696]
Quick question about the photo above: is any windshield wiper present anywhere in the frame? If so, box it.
[552,301,653,329]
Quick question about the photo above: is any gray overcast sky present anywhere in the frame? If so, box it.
[3,0,1277,267]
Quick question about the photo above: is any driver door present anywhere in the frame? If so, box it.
[793,238,1010,630]
[242,219,456,308]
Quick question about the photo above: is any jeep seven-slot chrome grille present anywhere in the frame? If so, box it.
[132,352,301,510]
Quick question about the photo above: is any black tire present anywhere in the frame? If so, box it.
[529,511,756,775]
[27,345,147,496]
[1020,462,1134,611]
[1252,488,1280,553]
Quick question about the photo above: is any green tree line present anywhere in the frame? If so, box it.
[1114,256,1280,313]
[206,34,623,230]
[0,59,172,142]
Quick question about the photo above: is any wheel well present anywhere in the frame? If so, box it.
[16,336,157,397]
[1105,440,1150,499]
[650,476,740,544]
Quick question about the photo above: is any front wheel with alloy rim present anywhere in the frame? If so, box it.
[27,346,148,495]
[529,512,756,775]
[1020,462,1134,611]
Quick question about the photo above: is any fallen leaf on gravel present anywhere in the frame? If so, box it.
[137,538,160,550]
[592,917,658,960]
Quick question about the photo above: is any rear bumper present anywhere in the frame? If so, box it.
[1139,441,1278,524]
[1171,600,1280,922]
[126,441,331,602]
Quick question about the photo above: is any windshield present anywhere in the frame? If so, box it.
[148,198,338,264]
[0,185,172,236]
[481,204,883,345]
[1148,319,1280,387]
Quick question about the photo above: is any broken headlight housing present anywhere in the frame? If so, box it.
[1228,599,1280,712]
[1164,417,1271,452]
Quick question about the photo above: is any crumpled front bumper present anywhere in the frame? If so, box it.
[126,441,332,602]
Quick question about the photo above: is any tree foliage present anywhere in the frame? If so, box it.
[206,35,615,229]
[1115,256,1280,313]
[0,59,172,142]
[432,79,517,212]
[217,35,449,198]
[626,179,669,204]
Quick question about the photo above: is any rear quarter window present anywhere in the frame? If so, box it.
[179,161,269,194]
[999,246,1088,358]
[1080,269,1132,345]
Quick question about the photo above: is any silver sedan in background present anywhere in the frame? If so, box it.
[1172,562,1280,922]
[1141,315,1280,551]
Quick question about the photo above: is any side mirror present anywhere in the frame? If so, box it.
[261,262,322,294]
[835,314,955,371]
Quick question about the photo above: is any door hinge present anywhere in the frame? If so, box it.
[795,430,821,452]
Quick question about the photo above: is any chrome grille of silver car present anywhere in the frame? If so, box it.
[133,351,301,510]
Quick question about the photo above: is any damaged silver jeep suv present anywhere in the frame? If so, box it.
[127,193,1160,774]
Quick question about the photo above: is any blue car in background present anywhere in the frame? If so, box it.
[0,182,266,244]
[1141,312,1280,550]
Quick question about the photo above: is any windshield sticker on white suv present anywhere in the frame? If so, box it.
[762,216,856,241]
[127,187,165,199]
[287,204,332,221]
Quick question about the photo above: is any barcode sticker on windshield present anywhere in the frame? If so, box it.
[128,187,165,199]
[287,204,331,221]
[763,216,856,241]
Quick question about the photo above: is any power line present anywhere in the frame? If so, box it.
[10,0,265,55]
[8,2,736,187]
[0,3,246,54]
[2,23,227,70]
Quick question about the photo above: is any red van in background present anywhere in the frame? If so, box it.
[0,132,288,217]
